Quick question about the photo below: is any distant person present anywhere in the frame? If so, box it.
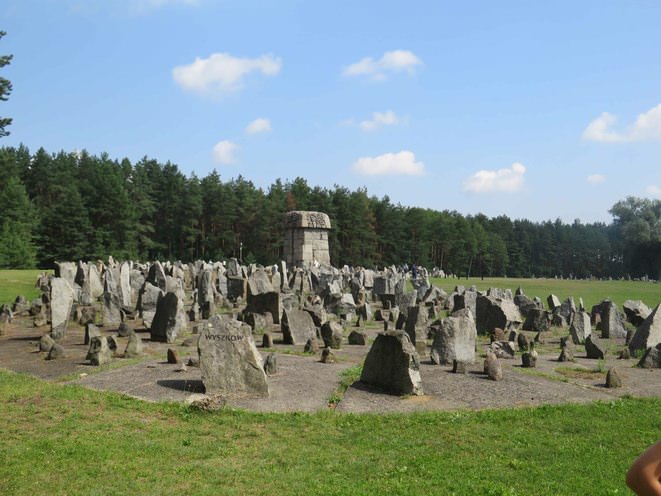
[411,263,417,280]
[627,439,661,495]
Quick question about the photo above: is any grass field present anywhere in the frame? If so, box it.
[430,277,660,311]
[0,269,49,305]
[0,368,657,495]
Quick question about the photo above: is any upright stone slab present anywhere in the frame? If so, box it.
[138,282,164,328]
[623,300,651,327]
[601,301,627,339]
[55,262,77,287]
[118,261,132,309]
[475,295,522,335]
[245,268,281,324]
[150,292,186,343]
[629,304,661,354]
[50,277,74,340]
[404,304,427,344]
[198,315,269,397]
[102,291,122,327]
[569,311,592,345]
[281,308,317,345]
[430,308,477,365]
[360,330,423,396]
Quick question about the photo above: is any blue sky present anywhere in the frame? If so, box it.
[2,0,660,223]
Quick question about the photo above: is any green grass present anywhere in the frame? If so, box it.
[1,368,658,495]
[328,364,363,407]
[0,269,49,305]
[430,276,660,310]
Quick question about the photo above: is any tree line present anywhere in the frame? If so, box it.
[0,145,659,279]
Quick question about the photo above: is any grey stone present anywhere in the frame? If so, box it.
[585,335,605,359]
[150,292,186,344]
[117,322,133,338]
[490,341,517,359]
[404,304,427,345]
[320,321,343,349]
[452,360,468,374]
[547,294,561,311]
[262,332,273,348]
[47,343,66,360]
[475,295,522,335]
[124,333,144,358]
[50,277,74,340]
[606,367,622,388]
[198,315,269,397]
[167,348,179,364]
[638,345,661,369]
[304,337,320,353]
[348,330,368,345]
[87,336,112,366]
[569,311,592,345]
[320,347,335,363]
[430,308,476,365]
[84,323,101,345]
[137,282,163,328]
[39,334,56,352]
[281,308,317,346]
[522,308,551,332]
[629,304,661,354]
[485,352,503,381]
[263,353,277,375]
[600,301,627,339]
[360,331,423,396]
[623,300,651,327]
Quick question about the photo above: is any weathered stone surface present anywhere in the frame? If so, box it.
[320,347,335,363]
[118,262,132,309]
[638,345,661,369]
[585,335,605,359]
[430,308,476,365]
[475,295,522,335]
[124,333,144,358]
[600,301,627,339]
[360,331,423,396]
[320,321,343,349]
[452,360,468,374]
[283,211,332,267]
[263,353,277,375]
[348,330,368,345]
[55,261,77,287]
[39,334,56,352]
[167,348,179,364]
[485,352,503,381]
[281,308,317,345]
[547,294,561,311]
[522,308,551,332]
[84,323,101,345]
[404,304,427,345]
[606,367,622,388]
[50,277,74,340]
[102,291,122,327]
[47,343,66,360]
[521,352,536,368]
[304,337,320,353]
[569,311,592,345]
[117,322,133,338]
[150,292,186,344]
[198,315,269,397]
[262,332,273,348]
[197,269,217,318]
[628,304,661,354]
[623,300,651,327]
[490,341,517,359]
[87,336,112,366]
[137,282,163,328]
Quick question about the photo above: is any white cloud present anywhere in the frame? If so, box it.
[173,52,282,96]
[212,140,237,164]
[343,50,422,80]
[245,118,271,135]
[359,110,399,131]
[463,163,526,193]
[646,185,661,196]
[587,174,606,184]
[352,151,425,176]
[582,103,661,143]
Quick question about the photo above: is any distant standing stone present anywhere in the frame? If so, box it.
[47,343,66,360]
[304,337,320,353]
[167,348,179,364]
[606,367,622,388]
[320,347,335,363]
[485,352,503,381]
[263,353,277,375]
[262,332,273,348]
[348,330,368,345]
[87,336,112,366]
[50,277,74,340]
[124,333,144,358]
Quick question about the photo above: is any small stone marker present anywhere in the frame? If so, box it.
[304,337,320,353]
[167,348,179,364]
[87,336,112,366]
[321,321,343,349]
[198,315,269,397]
[606,367,622,388]
[320,347,335,363]
[452,359,467,374]
[263,353,277,375]
[262,332,273,348]
[585,335,605,359]
[348,330,367,345]
[47,343,66,360]
[485,352,503,381]
[124,333,144,358]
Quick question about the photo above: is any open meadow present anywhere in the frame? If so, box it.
[1,270,660,495]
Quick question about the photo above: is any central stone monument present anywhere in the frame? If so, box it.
[283,211,331,267]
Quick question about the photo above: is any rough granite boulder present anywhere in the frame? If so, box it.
[281,308,317,345]
[475,295,522,335]
[150,292,186,344]
[569,311,592,345]
[623,300,651,327]
[198,315,269,397]
[629,304,661,354]
[50,277,74,340]
[360,330,423,396]
[430,308,476,365]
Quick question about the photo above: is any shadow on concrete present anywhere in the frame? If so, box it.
[157,379,204,393]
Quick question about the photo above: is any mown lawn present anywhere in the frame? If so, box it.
[0,368,657,496]
[0,269,48,305]
[430,276,660,311]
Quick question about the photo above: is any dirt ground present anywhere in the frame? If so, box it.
[1,313,659,413]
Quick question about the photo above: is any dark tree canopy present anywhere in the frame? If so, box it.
[0,144,657,279]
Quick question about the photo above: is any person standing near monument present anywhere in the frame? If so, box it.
[627,439,661,495]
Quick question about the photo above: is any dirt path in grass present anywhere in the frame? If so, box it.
[1,313,660,413]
